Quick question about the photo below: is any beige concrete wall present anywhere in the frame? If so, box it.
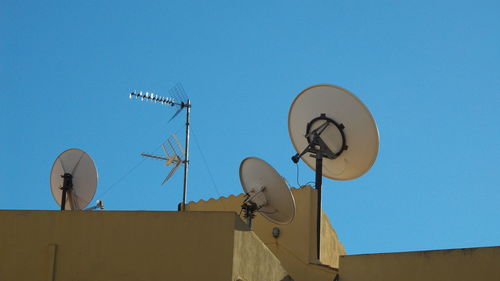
[186,186,345,281]
[0,210,287,281]
[339,246,500,281]
[232,230,289,281]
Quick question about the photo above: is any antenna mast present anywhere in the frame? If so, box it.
[182,99,190,211]
[129,89,192,211]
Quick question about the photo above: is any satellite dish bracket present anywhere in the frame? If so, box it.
[60,173,73,211]
[242,193,260,228]
[246,186,267,206]
[291,113,348,164]
[306,113,348,159]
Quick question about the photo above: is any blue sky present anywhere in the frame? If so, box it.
[1,0,499,254]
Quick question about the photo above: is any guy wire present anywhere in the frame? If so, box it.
[190,126,227,211]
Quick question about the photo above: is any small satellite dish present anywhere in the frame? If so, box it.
[50,148,98,210]
[239,157,296,227]
[289,84,379,180]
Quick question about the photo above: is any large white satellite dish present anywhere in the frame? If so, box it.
[50,148,98,210]
[289,84,379,180]
[239,157,296,227]
[288,84,379,261]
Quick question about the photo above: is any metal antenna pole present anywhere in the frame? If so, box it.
[181,99,191,211]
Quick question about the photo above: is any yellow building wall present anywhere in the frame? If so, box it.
[186,186,346,281]
[339,246,500,281]
[232,230,288,281]
[0,210,288,281]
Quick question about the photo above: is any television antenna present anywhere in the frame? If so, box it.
[49,148,98,210]
[239,157,296,228]
[140,134,184,185]
[129,84,191,211]
[288,84,379,261]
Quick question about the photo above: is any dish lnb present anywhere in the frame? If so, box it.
[239,157,296,228]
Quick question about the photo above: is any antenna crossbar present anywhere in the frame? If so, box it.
[140,153,170,161]
[140,153,183,163]
[129,91,191,109]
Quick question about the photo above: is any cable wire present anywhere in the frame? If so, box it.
[295,162,316,188]
[96,133,176,200]
[190,126,227,211]
[296,163,301,187]
[98,157,147,199]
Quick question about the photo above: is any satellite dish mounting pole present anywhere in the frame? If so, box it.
[315,143,324,261]
[295,136,326,261]
[292,114,347,262]
[241,199,258,228]
[181,99,191,211]
[60,173,73,211]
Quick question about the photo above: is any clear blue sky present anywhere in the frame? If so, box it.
[1,0,499,255]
